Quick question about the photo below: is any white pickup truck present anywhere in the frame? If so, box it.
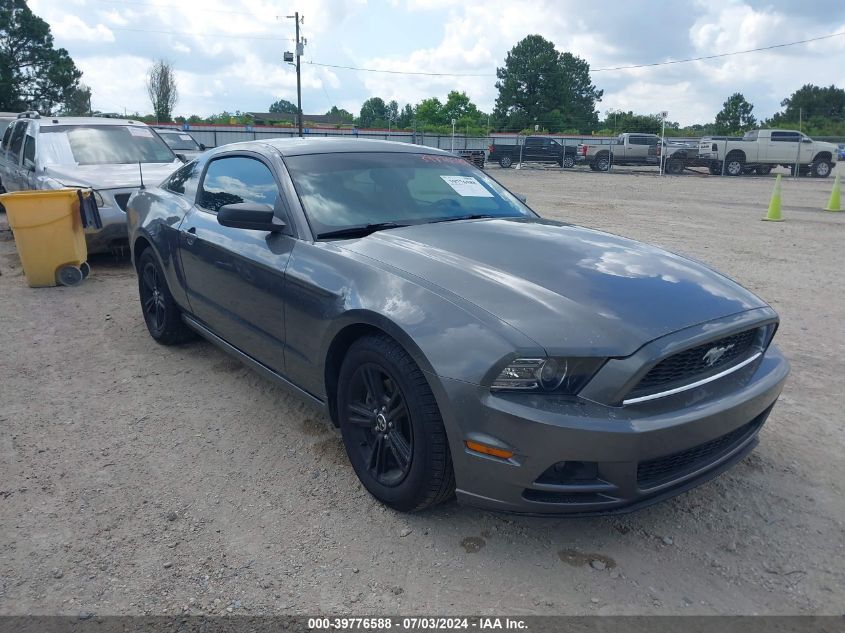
[698,129,838,177]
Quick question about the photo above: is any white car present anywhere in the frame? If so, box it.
[698,129,838,177]
[0,112,182,253]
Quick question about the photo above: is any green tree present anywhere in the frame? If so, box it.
[325,105,353,122]
[777,84,845,122]
[494,35,602,133]
[269,98,298,114]
[714,93,756,134]
[397,103,414,129]
[415,97,443,126]
[146,59,178,122]
[0,0,83,113]
[60,83,92,116]
[358,97,387,128]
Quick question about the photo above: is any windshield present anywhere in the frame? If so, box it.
[284,152,534,238]
[160,131,201,151]
[38,125,176,165]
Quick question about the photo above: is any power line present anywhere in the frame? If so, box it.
[303,30,845,77]
[592,30,845,71]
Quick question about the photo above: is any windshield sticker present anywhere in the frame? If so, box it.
[179,134,193,141]
[440,175,494,197]
[128,127,154,138]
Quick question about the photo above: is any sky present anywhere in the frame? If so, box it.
[27,0,845,126]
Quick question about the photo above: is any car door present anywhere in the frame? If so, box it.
[178,152,296,373]
[523,137,544,161]
[1,121,28,191]
[766,131,800,163]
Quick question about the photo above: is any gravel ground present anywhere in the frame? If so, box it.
[1,165,843,616]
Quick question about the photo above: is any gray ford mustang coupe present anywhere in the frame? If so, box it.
[127,138,789,515]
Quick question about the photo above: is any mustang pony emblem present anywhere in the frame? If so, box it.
[702,344,735,367]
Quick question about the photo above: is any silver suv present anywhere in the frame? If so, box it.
[0,112,182,253]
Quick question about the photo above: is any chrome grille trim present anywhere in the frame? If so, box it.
[623,352,762,405]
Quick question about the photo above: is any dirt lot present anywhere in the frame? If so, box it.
[1,166,843,617]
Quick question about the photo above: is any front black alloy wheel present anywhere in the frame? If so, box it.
[137,249,195,345]
[338,334,455,512]
[345,363,414,487]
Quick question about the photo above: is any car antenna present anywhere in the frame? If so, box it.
[138,161,145,190]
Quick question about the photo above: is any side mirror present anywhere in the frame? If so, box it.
[199,143,207,151]
[218,202,284,232]
[176,153,187,163]
[514,193,527,203]
[802,138,812,143]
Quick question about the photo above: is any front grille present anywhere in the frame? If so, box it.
[637,416,764,489]
[113,193,131,211]
[630,328,758,398]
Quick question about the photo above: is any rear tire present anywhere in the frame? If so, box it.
[562,155,575,169]
[666,158,684,175]
[593,154,610,172]
[137,249,195,345]
[337,334,455,512]
[725,157,744,176]
[499,156,512,168]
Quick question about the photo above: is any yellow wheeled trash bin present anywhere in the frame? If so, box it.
[0,189,96,287]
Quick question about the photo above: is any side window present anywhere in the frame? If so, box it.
[2,124,12,150]
[23,135,36,165]
[9,122,27,161]
[162,160,201,199]
[771,132,799,142]
[198,156,279,213]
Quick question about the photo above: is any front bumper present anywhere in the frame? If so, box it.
[436,340,789,516]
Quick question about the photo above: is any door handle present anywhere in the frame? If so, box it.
[181,226,197,246]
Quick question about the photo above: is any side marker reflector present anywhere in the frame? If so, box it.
[465,440,513,460]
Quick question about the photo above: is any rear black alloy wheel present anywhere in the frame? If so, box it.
[562,155,575,168]
[137,249,195,345]
[338,335,455,512]
[499,155,512,168]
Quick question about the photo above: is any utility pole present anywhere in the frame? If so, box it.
[286,12,304,138]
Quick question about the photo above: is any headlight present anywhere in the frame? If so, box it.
[491,357,605,394]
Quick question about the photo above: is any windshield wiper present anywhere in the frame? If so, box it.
[317,222,409,240]
[428,214,497,224]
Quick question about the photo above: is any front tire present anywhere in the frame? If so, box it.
[337,334,455,512]
[137,249,195,345]
[812,159,832,178]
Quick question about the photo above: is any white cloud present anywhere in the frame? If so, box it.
[51,14,115,43]
[23,0,845,125]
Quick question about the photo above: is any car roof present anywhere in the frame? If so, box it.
[210,137,453,157]
[31,116,148,128]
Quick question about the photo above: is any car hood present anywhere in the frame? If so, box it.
[43,162,181,190]
[342,218,767,356]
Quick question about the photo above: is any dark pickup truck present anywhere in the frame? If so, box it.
[488,136,576,168]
